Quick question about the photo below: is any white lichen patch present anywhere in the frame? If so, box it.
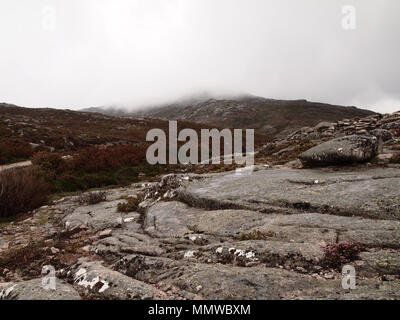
[184,250,196,258]
[74,268,110,293]
[227,247,258,261]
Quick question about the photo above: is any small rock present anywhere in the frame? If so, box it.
[98,229,112,239]
[50,247,60,254]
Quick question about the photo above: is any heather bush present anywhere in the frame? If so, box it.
[0,167,50,217]
[322,242,366,269]
[31,151,65,172]
[72,145,146,172]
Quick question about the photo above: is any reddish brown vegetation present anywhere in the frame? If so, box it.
[72,145,147,172]
[0,139,34,165]
[29,145,150,193]
[390,153,400,164]
[322,242,366,269]
[0,167,50,217]
[32,151,65,172]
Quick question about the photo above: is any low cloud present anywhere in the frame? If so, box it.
[0,0,399,113]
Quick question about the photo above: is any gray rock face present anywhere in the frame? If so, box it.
[62,200,131,232]
[358,249,400,277]
[114,256,400,300]
[178,167,400,220]
[298,135,379,166]
[0,278,81,300]
[144,201,264,238]
[95,230,166,262]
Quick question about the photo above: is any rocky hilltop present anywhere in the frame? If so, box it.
[85,95,376,137]
[1,110,400,300]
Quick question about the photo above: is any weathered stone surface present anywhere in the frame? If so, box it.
[298,135,379,166]
[115,257,400,300]
[357,249,400,276]
[144,201,264,238]
[95,230,166,262]
[178,168,400,220]
[62,200,139,232]
[0,278,81,300]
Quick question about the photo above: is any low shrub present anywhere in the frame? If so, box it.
[0,167,50,217]
[117,195,143,213]
[31,151,65,172]
[76,191,107,205]
[322,242,366,269]
[390,153,400,164]
[238,230,275,241]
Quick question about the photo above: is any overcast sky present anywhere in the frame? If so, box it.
[0,0,399,113]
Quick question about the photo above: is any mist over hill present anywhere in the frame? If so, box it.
[82,94,376,136]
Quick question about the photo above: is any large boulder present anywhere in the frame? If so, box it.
[298,135,379,166]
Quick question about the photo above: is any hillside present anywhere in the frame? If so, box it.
[127,95,376,136]
[0,102,269,165]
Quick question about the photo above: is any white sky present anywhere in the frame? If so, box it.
[0,0,399,113]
